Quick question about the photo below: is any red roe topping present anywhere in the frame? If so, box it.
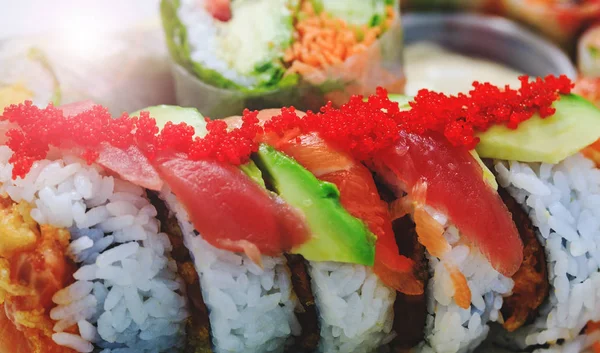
[263,75,573,158]
[0,102,261,179]
[400,75,573,148]
[262,98,403,161]
[0,75,572,179]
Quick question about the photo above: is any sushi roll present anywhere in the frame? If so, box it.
[578,23,600,78]
[224,95,532,353]
[0,46,60,111]
[160,0,404,118]
[455,77,600,352]
[574,77,600,110]
[0,76,579,353]
[0,101,191,353]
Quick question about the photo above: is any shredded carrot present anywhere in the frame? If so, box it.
[593,341,600,353]
[446,263,472,309]
[384,5,395,28]
[284,1,394,76]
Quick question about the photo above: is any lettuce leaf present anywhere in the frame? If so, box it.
[160,0,299,94]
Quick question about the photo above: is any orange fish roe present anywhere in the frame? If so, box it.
[262,75,572,159]
[0,75,571,180]
[283,1,393,76]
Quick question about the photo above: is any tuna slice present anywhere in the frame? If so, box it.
[371,131,523,277]
[152,153,309,264]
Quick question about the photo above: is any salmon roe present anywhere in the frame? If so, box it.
[0,75,572,179]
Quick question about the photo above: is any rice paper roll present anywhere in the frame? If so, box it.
[161,0,404,118]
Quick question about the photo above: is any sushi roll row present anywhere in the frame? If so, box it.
[160,0,404,118]
[0,75,600,353]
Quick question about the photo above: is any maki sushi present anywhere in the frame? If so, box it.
[0,47,60,111]
[160,0,404,118]
[481,97,600,351]
[578,23,600,78]
[0,101,191,353]
[388,75,600,352]
[0,75,593,353]
[455,78,600,351]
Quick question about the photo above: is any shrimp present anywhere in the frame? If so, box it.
[0,197,75,352]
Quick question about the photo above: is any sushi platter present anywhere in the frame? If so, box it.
[0,1,600,353]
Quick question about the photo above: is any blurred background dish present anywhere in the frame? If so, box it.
[402,13,578,95]
[400,0,600,51]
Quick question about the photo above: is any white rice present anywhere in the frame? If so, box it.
[308,261,396,353]
[418,211,514,353]
[177,0,293,87]
[160,187,300,353]
[0,146,188,353]
[495,153,600,351]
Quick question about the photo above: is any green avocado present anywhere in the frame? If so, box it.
[132,105,265,187]
[132,105,208,137]
[253,144,376,266]
[388,94,412,110]
[475,94,600,164]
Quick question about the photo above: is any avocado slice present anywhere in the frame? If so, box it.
[476,94,600,164]
[388,94,499,190]
[133,105,265,187]
[388,94,412,110]
[254,144,376,266]
[132,105,208,137]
